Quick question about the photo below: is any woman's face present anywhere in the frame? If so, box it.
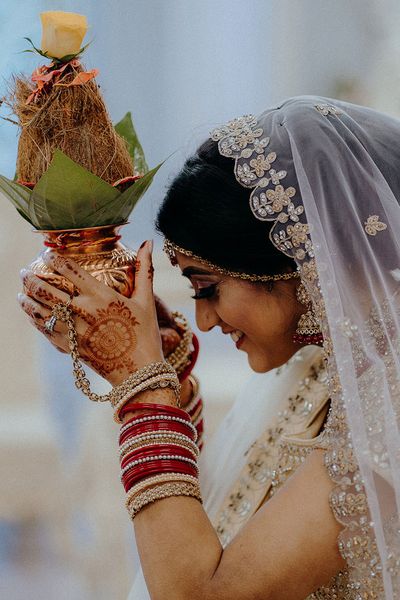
[176,253,305,372]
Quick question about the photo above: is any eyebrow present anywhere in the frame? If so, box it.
[181,266,215,278]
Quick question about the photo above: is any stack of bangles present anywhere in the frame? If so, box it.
[120,402,202,519]
[112,315,204,518]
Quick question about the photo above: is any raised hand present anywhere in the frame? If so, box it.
[18,240,163,386]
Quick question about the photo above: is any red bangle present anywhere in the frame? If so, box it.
[121,444,196,468]
[120,422,196,445]
[121,442,196,460]
[178,333,200,382]
[123,462,198,491]
[120,423,196,445]
[119,403,191,421]
[123,461,198,491]
[120,411,192,428]
[123,462,197,485]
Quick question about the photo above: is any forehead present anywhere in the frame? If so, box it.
[175,252,219,276]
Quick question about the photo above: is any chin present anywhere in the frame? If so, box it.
[246,344,299,373]
[247,351,275,373]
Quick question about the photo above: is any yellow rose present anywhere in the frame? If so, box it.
[40,11,87,59]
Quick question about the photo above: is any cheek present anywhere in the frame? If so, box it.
[243,295,296,341]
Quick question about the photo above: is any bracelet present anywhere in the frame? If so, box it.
[125,473,200,506]
[121,454,198,477]
[127,481,202,519]
[121,447,198,473]
[120,409,191,436]
[121,442,197,466]
[123,462,199,492]
[120,436,199,460]
[113,375,181,423]
[120,414,197,438]
[118,402,189,421]
[120,431,194,450]
[120,422,197,445]
[109,361,177,407]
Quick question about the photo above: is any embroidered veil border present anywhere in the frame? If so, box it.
[211,96,400,598]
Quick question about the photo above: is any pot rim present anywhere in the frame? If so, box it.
[32,221,129,234]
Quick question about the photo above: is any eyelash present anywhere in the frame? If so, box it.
[190,283,218,300]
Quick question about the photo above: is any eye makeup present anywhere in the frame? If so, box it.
[190,282,218,300]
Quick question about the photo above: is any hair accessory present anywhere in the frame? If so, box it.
[163,239,300,283]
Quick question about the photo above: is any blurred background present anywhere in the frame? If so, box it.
[1,0,400,598]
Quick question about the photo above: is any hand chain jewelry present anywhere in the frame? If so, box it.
[48,301,180,404]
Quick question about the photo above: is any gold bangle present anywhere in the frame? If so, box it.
[127,481,202,519]
[125,473,200,507]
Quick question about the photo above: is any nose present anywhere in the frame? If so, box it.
[195,300,220,332]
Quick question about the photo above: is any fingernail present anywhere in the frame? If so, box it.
[19,268,27,280]
[139,241,147,250]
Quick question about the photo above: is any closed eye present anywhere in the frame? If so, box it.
[190,283,218,300]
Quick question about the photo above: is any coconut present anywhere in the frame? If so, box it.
[8,61,133,185]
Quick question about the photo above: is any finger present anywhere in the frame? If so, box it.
[21,269,71,309]
[18,292,52,324]
[18,293,69,350]
[42,253,109,298]
[134,240,155,301]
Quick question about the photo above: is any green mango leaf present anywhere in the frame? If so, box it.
[114,112,148,175]
[85,161,163,227]
[0,175,34,226]
[30,150,120,229]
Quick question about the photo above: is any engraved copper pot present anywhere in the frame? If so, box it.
[29,224,136,298]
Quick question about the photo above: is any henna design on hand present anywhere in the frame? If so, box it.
[21,297,44,322]
[72,305,96,326]
[21,297,52,337]
[23,274,58,305]
[81,301,139,375]
[148,264,154,281]
[134,259,141,275]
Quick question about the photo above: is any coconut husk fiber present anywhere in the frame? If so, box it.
[10,62,133,185]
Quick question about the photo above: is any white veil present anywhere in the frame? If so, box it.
[211,96,400,598]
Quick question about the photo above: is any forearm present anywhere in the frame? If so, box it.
[134,496,223,600]
[122,386,221,600]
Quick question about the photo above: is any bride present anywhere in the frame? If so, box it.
[19,96,400,599]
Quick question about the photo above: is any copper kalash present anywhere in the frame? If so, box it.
[30,224,135,298]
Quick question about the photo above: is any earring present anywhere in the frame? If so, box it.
[293,282,323,346]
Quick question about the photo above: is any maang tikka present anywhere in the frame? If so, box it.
[293,282,323,346]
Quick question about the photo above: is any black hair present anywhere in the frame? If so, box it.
[156,139,296,277]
